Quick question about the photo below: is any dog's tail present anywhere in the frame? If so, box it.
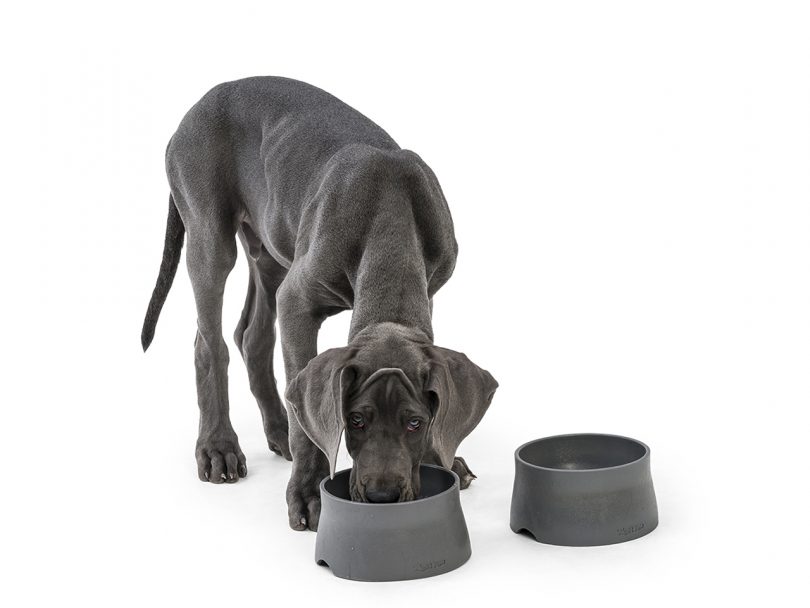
[141,194,185,351]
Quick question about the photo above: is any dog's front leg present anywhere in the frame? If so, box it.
[285,417,329,531]
[277,279,330,531]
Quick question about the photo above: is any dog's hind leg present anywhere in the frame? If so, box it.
[235,225,292,460]
[184,215,246,483]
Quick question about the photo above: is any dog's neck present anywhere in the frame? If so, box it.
[348,241,434,343]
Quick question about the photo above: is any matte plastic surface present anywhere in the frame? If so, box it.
[316,464,471,581]
[510,433,658,546]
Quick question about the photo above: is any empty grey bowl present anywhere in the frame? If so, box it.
[510,433,658,546]
[315,464,471,581]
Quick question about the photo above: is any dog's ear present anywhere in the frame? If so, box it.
[423,346,499,468]
[285,347,357,479]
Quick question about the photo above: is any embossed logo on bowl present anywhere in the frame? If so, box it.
[415,559,446,572]
[617,522,645,537]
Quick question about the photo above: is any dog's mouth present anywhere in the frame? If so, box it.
[349,481,416,503]
[348,465,420,503]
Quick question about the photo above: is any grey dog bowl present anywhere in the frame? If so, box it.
[315,464,471,581]
[510,433,658,546]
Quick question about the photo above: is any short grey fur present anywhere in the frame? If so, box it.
[141,77,498,532]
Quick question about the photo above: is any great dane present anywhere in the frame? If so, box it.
[142,77,498,531]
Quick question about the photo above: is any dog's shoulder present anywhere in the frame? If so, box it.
[315,146,457,250]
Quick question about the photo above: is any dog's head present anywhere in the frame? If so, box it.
[285,324,498,502]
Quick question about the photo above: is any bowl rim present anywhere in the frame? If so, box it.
[514,432,650,473]
[319,463,460,508]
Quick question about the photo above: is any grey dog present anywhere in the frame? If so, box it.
[142,77,498,531]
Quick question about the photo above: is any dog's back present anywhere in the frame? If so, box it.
[167,77,398,222]
[165,76,455,273]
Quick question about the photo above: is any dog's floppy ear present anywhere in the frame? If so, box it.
[285,347,357,479]
[423,346,499,468]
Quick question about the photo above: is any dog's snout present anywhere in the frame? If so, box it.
[365,487,401,503]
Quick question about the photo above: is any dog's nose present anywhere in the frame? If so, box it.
[365,487,401,503]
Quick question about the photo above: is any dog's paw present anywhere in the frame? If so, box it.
[264,422,292,461]
[286,476,323,531]
[195,433,247,484]
[452,456,477,490]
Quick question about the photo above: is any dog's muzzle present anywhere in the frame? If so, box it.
[365,487,401,503]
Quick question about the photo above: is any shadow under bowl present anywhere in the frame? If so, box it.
[510,433,658,546]
[315,464,471,582]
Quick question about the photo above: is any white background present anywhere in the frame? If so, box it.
[2,1,809,605]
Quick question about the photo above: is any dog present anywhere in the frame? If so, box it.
[142,77,498,531]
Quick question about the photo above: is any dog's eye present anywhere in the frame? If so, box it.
[349,413,365,429]
[406,418,421,432]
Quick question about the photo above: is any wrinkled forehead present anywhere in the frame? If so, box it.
[351,369,428,414]
[365,374,411,402]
